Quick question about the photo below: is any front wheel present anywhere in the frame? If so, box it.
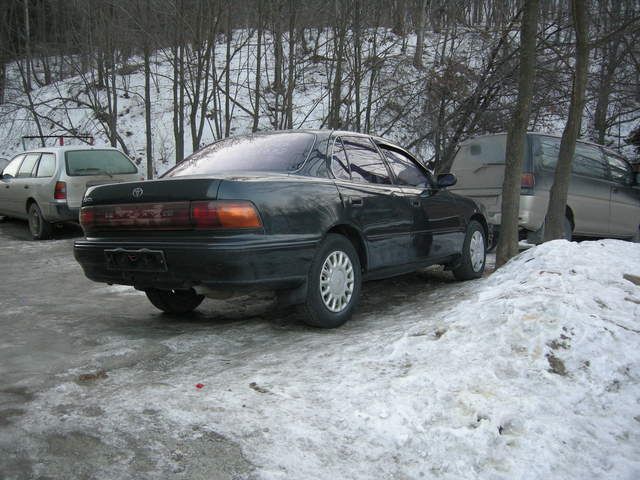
[302,234,362,328]
[453,220,486,281]
[28,202,53,240]
[145,288,204,314]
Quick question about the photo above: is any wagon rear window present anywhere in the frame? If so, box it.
[164,132,315,177]
[65,150,137,176]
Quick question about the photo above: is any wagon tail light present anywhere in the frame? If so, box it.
[79,201,262,232]
[521,173,535,190]
[54,181,67,200]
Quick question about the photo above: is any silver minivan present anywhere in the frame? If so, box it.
[0,146,143,239]
[450,133,640,244]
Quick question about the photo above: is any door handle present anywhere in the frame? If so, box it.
[350,196,363,207]
[612,187,619,193]
[4,185,8,189]
[24,185,29,189]
[411,199,421,207]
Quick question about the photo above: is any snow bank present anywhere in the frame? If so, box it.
[26,239,640,479]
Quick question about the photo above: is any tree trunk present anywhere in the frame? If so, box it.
[413,0,426,68]
[143,42,153,179]
[543,0,590,242]
[495,0,539,268]
[23,0,32,92]
[252,0,263,132]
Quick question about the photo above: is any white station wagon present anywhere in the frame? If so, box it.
[0,146,143,239]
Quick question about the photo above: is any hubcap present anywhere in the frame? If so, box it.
[469,230,485,272]
[319,250,355,313]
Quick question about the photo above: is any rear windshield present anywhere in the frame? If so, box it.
[65,150,137,176]
[164,132,316,177]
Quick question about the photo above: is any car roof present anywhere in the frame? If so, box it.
[17,145,122,155]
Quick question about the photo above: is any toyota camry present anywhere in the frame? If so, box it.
[74,130,488,328]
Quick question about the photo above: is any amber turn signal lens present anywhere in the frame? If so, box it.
[190,201,262,229]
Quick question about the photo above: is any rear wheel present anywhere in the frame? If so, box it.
[453,220,486,281]
[303,234,362,328]
[145,288,204,314]
[527,216,572,244]
[28,202,52,240]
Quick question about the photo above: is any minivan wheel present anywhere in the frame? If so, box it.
[28,203,53,240]
[303,233,362,328]
[453,220,486,281]
[528,216,572,244]
[145,288,204,314]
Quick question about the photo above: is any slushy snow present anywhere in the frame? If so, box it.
[19,239,640,479]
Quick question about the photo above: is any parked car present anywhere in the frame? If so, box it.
[0,146,143,239]
[74,130,488,328]
[449,132,640,244]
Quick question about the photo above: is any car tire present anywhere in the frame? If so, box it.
[28,202,53,240]
[453,220,486,281]
[527,216,572,244]
[145,288,205,314]
[632,227,640,243]
[303,233,362,328]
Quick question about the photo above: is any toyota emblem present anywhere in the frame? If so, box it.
[132,187,144,198]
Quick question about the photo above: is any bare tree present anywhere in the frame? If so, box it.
[543,0,590,241]
[496,0,539,268]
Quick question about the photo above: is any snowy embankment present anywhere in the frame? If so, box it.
[28,240,640,479]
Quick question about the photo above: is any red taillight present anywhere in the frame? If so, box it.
[54,181,67,200]
[521,173,535,189]
[190,201,262,229]
[80,201,262,232]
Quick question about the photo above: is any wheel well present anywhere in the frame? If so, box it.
[565,206,574,230]
[470,213,489,240]
[327,224,367,271]
[26,197,37,213]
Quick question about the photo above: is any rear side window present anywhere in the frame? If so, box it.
[534,137,609,180]
[2,155,24,178]
[17,153,41,178]
[36,153,56,177]
[380,147,430,187]
[605,153,633,186]
[65,150,137,176]
[331,138,351,180]
[457,135,507,166]
[165,132,315,177]
[573,144,608,180]
[342,136,391,185]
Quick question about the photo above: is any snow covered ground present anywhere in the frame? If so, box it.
[0,218,638,479]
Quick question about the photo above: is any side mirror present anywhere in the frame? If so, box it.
[436,173,457,189]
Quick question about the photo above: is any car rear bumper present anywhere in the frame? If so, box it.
[73,236,319,292]
[43,202,79,222]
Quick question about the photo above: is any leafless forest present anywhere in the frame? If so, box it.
[0,0,638,178]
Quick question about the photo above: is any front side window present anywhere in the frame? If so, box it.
[605,153,633,186]
[164,132,316,177]
[2,155,25,178]
[17,153,41,178]
[36,153,56,177]
[65,150,137,176]
[342,136,391,185]
[380,147,430,187]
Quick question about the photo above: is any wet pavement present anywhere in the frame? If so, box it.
[0,218,483,479]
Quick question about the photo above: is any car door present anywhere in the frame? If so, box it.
[604,151,640,237]
[380,145,464,260]
[10,153,42,219]
[330,136,414,270]
[0,154,25,216]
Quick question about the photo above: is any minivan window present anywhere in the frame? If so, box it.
[573,144,608,180]
[381,147,430,187]
[605,153,633,186]
[36,153,56,177]
[342,136,391,185]
[17,153,41,178]
[534,136,561,169]
[2,155,24,178]
[65,150,138,176]
[462,135,507,165]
